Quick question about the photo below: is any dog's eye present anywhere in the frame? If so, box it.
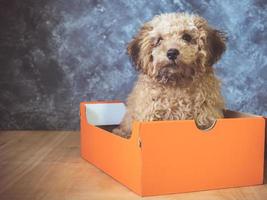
[182,33,192,42]
[155,37,163,46]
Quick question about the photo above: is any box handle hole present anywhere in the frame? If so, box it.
[194,120,217,132]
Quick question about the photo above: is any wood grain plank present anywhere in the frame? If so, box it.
[0,131,266,200]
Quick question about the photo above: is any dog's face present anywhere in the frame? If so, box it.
[128,13,226,86]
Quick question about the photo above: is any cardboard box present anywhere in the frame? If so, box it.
[80,101,265,196]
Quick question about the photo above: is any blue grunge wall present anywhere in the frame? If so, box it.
[0,0,266,130]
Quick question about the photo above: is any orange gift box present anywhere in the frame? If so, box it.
[80,101,265,196]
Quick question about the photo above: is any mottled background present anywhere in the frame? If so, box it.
[0,0,266,130]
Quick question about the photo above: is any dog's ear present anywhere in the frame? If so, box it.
[127,24,152,71]
[127,36,141,70]
[207,29,227,66]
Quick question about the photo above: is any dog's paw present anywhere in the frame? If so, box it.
[112,127,131,138]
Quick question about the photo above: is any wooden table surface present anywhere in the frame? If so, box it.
[0,131,266,200]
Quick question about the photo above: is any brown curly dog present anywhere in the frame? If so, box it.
[113,13,226,137]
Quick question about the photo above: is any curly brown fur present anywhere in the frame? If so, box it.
[113,13,226,137]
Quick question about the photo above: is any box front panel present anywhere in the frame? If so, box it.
[140,118,265,196]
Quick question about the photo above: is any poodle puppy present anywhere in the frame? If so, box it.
[113,13,226,137]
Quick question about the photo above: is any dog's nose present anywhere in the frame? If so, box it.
[167,48,179,60]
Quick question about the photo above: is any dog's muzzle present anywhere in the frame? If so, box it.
[155,64,195,85]
[156,66,179,84]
